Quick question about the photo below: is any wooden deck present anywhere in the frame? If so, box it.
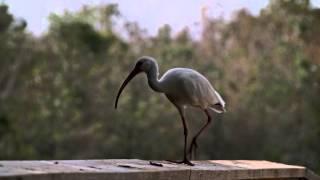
[0,159,319,180]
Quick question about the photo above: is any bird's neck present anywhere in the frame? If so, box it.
[146,65,162,93]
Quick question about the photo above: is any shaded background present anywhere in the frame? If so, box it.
[0,0,320,173]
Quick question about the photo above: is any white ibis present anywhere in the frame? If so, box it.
[115,56,226,166]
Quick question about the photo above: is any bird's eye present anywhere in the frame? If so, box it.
[137,61,143,66]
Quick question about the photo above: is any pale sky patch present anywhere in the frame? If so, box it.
[4,0,320,36]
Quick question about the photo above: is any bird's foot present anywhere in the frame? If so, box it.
[149,161,163,167]
[166,159,194,166]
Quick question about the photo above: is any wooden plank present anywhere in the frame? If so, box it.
[0,159,318,180]
[190,160,307,180]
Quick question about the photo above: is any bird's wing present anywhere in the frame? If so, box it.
[160,68,226,112]
[181,72,224,108]
[188,72,226,113]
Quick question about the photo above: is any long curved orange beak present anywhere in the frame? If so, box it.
[114,67,142,109]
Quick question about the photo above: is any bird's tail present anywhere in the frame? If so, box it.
[210,90,226,113]
[209,103,226,113]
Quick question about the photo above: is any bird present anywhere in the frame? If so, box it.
[114,56,226,166]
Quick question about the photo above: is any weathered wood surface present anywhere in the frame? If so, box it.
[0,159,319,180]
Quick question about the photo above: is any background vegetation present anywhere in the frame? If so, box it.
[0,0,319,173]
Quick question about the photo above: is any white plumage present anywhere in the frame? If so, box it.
[115,56,226,166]
[160,67,225,112]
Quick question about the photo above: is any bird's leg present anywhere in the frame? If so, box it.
[181,110,189,162]
[189,133,199,160]
[166,106,194,166]
[180,111,194,166]
[188,109,212,159]
[191,140,198,160]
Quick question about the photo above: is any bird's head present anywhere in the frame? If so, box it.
[114,56,157,109]
[134,56,157,72]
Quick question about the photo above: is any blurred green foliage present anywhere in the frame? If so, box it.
[0,0,319,173]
